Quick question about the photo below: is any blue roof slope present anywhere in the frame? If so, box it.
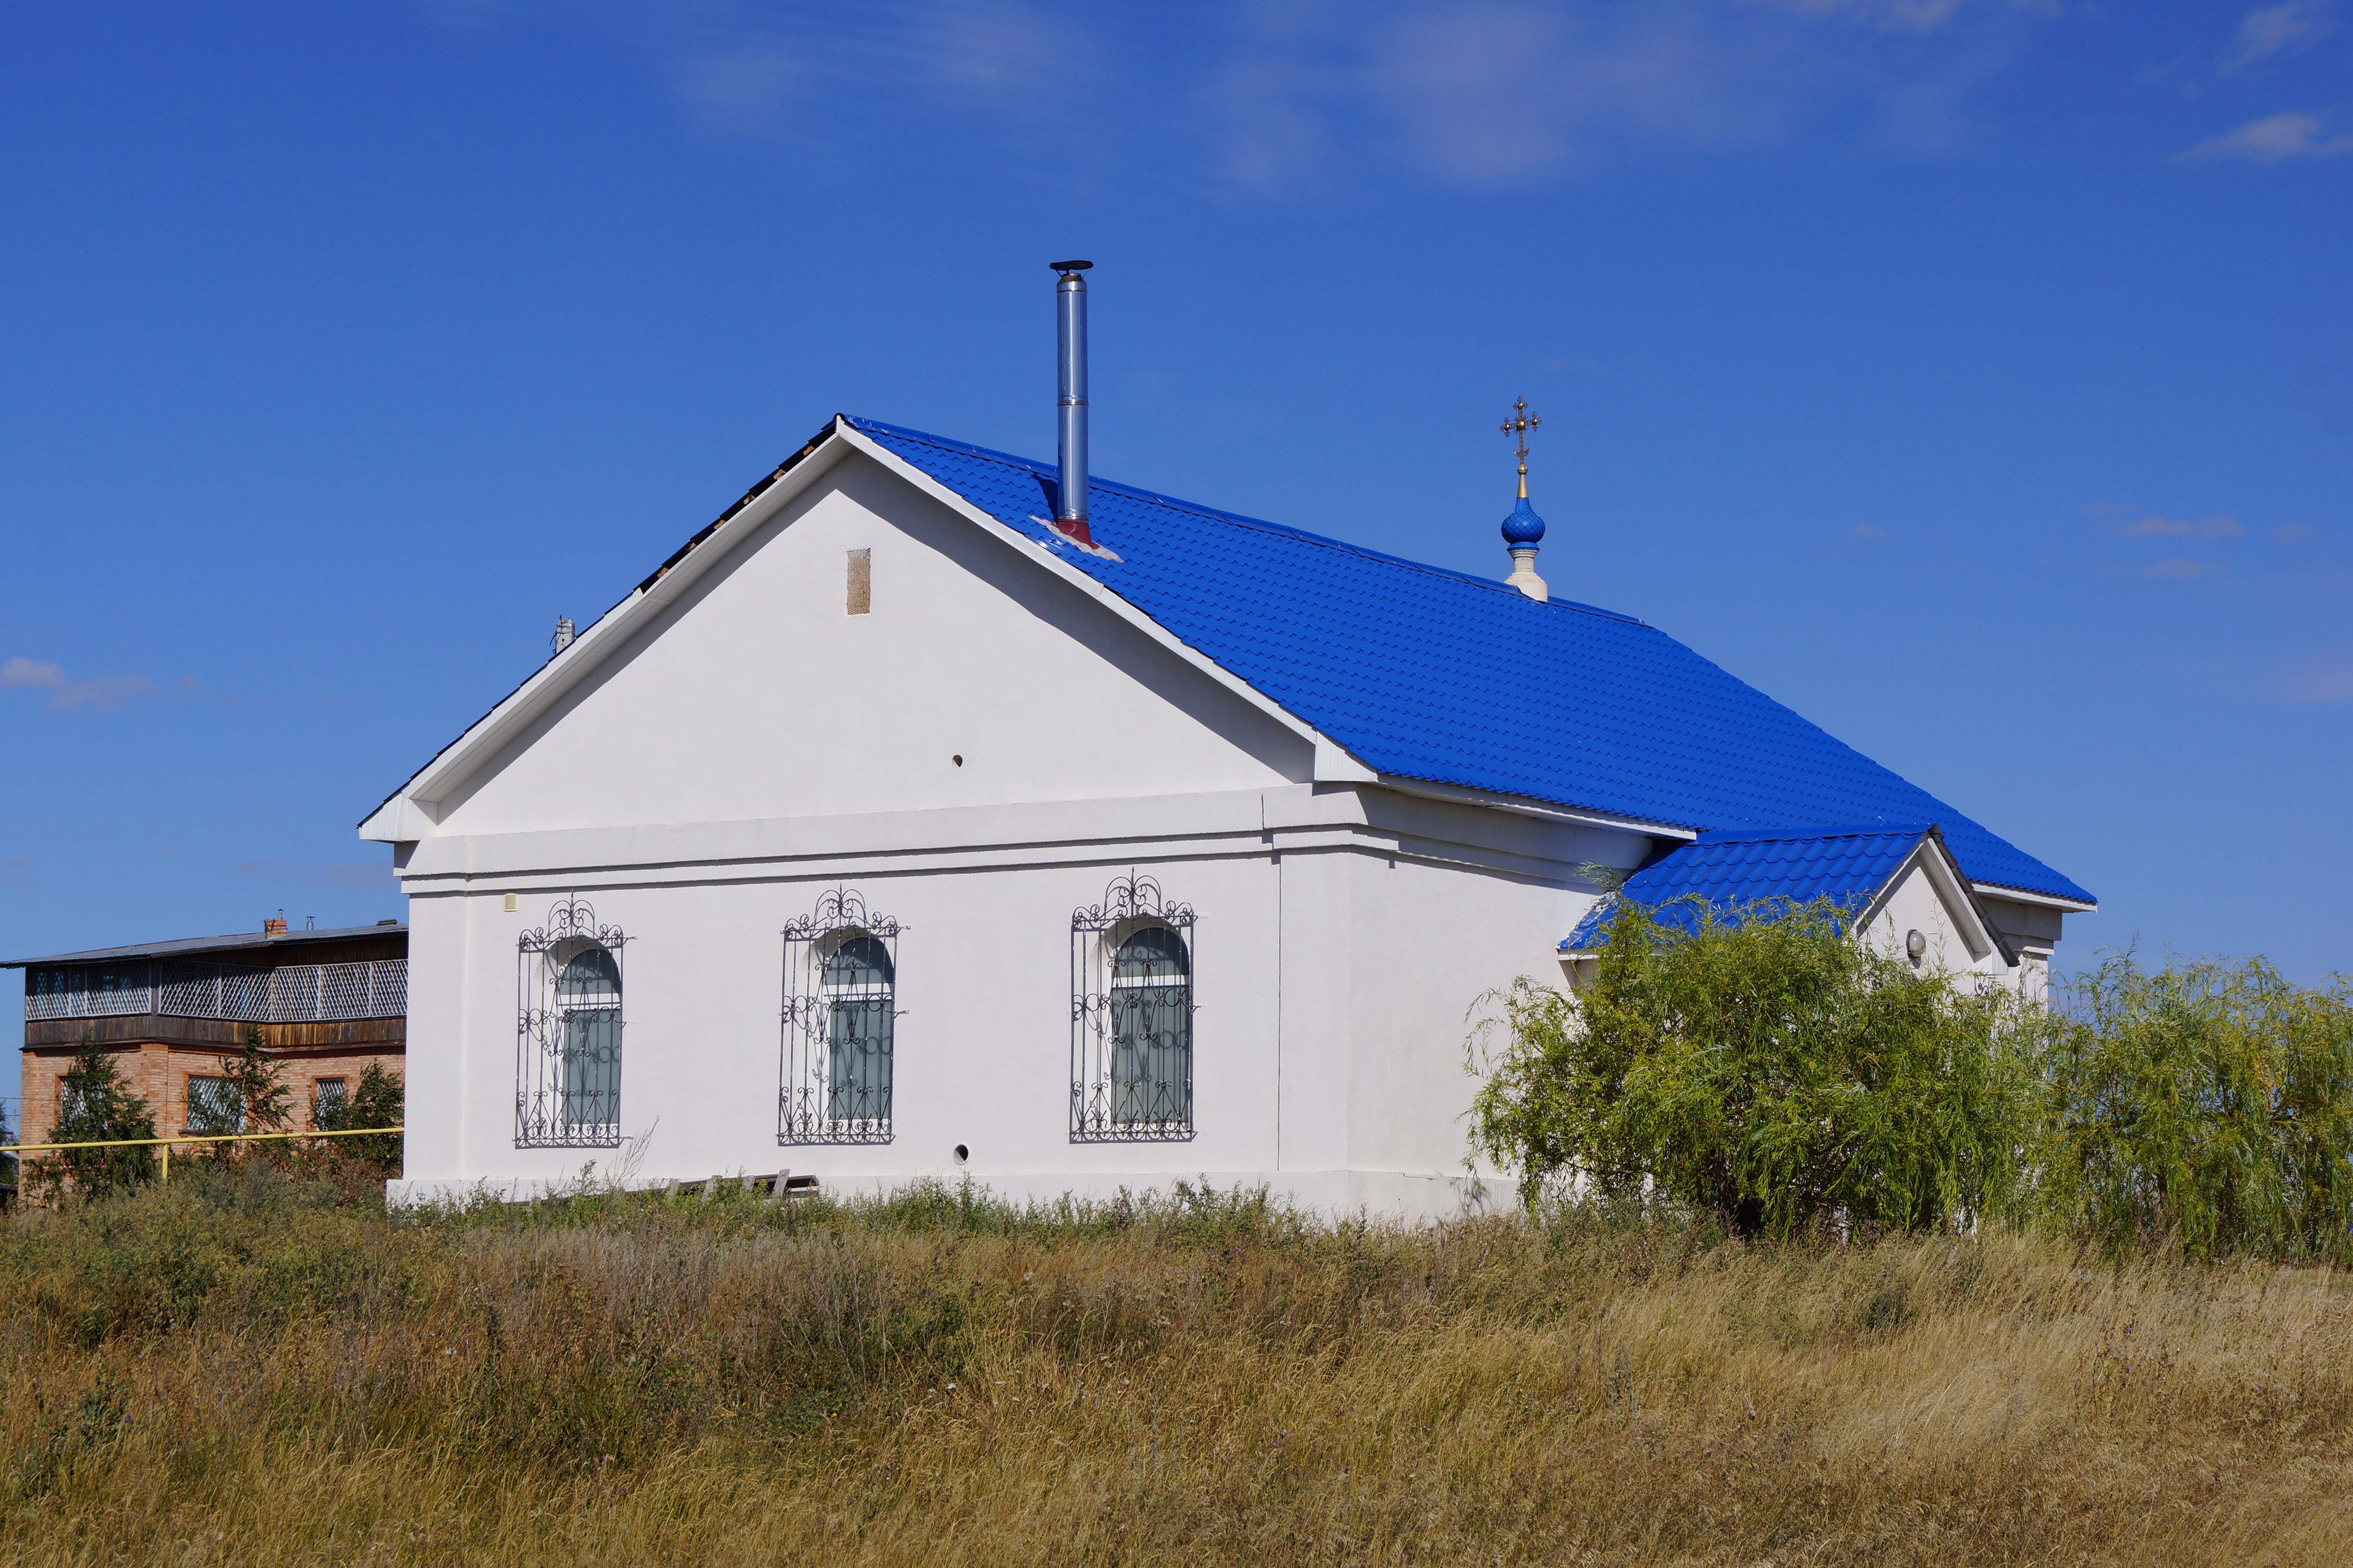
[1562,826,1929,950]
[847,417,2093,905]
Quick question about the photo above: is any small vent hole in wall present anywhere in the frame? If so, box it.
[953,1144,970,1164]
[847,548,872,615]
[952,754,963,767]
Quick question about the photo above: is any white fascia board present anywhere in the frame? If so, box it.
[1972,882,2097,914]
[358,796,436,844]
[833,423,1375,783]
[1369,774,1697,840]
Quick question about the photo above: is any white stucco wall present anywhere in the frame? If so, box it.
[388,785,1639,1220]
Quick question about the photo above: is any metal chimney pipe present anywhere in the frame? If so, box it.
[1052,260,1092,534]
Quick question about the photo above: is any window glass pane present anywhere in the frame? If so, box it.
[1112,926,1188,982]
[826,993,893,1123]
[825,935,894,988]
[556,946,620,1001]
[822,934,893,1125]
[559,1007,620,1129]
[1110,929,1190,1127]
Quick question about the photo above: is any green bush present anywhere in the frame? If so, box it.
[2027,951,2353,1260]
[1471,896,2034,1238]
[315,1062,403,1168]
[31,1038,159,1203]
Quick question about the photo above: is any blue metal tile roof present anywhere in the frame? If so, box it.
[1561,826,1930,950]
[848,417,2093,906]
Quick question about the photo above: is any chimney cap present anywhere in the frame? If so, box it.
[1049,259,1093,274]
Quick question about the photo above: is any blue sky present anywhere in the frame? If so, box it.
[2,0,2348,1027]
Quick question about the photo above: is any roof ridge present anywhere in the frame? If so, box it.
[848,416,1648,627]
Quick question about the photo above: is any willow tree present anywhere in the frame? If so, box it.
[2029,952,2353,1261]
[1470,896,2036,1238]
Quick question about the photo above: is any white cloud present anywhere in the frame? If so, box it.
[674,47,801,137]
[2143,557,2226,579]
[2223,2,2337,71]
[1771,0,1973,31]
[462,2,2065,191]
[236,857,399,891]
[2,654,160,711]
[631,1,1107,144]
[2267,651,2353,704]
[1205,0,2053,191]
[2120,512,2244,538]
[2180,110,2353,162]
[1,656,65,690]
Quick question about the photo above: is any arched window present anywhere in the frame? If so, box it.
[1071,874,1196,1142]
[1110,926,1191,1129]
[781,890,900,1144]
[516,898,626,1148]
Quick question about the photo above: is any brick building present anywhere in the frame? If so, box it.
[6,919,406,1147]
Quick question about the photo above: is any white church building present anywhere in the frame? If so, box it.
[363,265,2093,1216]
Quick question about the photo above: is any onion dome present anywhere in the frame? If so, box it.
[1500,495,1547,547]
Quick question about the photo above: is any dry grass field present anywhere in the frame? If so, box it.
[1,1170,2348,1566]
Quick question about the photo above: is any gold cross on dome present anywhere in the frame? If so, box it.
[1500,398,1540,499]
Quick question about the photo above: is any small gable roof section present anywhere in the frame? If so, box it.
[849,419,2093,907]
[1560,825,2010,965]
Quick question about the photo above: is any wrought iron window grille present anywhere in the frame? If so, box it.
[516,897,627,1149]
[780,888,901,1146]
[1071,872,1197,1143]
